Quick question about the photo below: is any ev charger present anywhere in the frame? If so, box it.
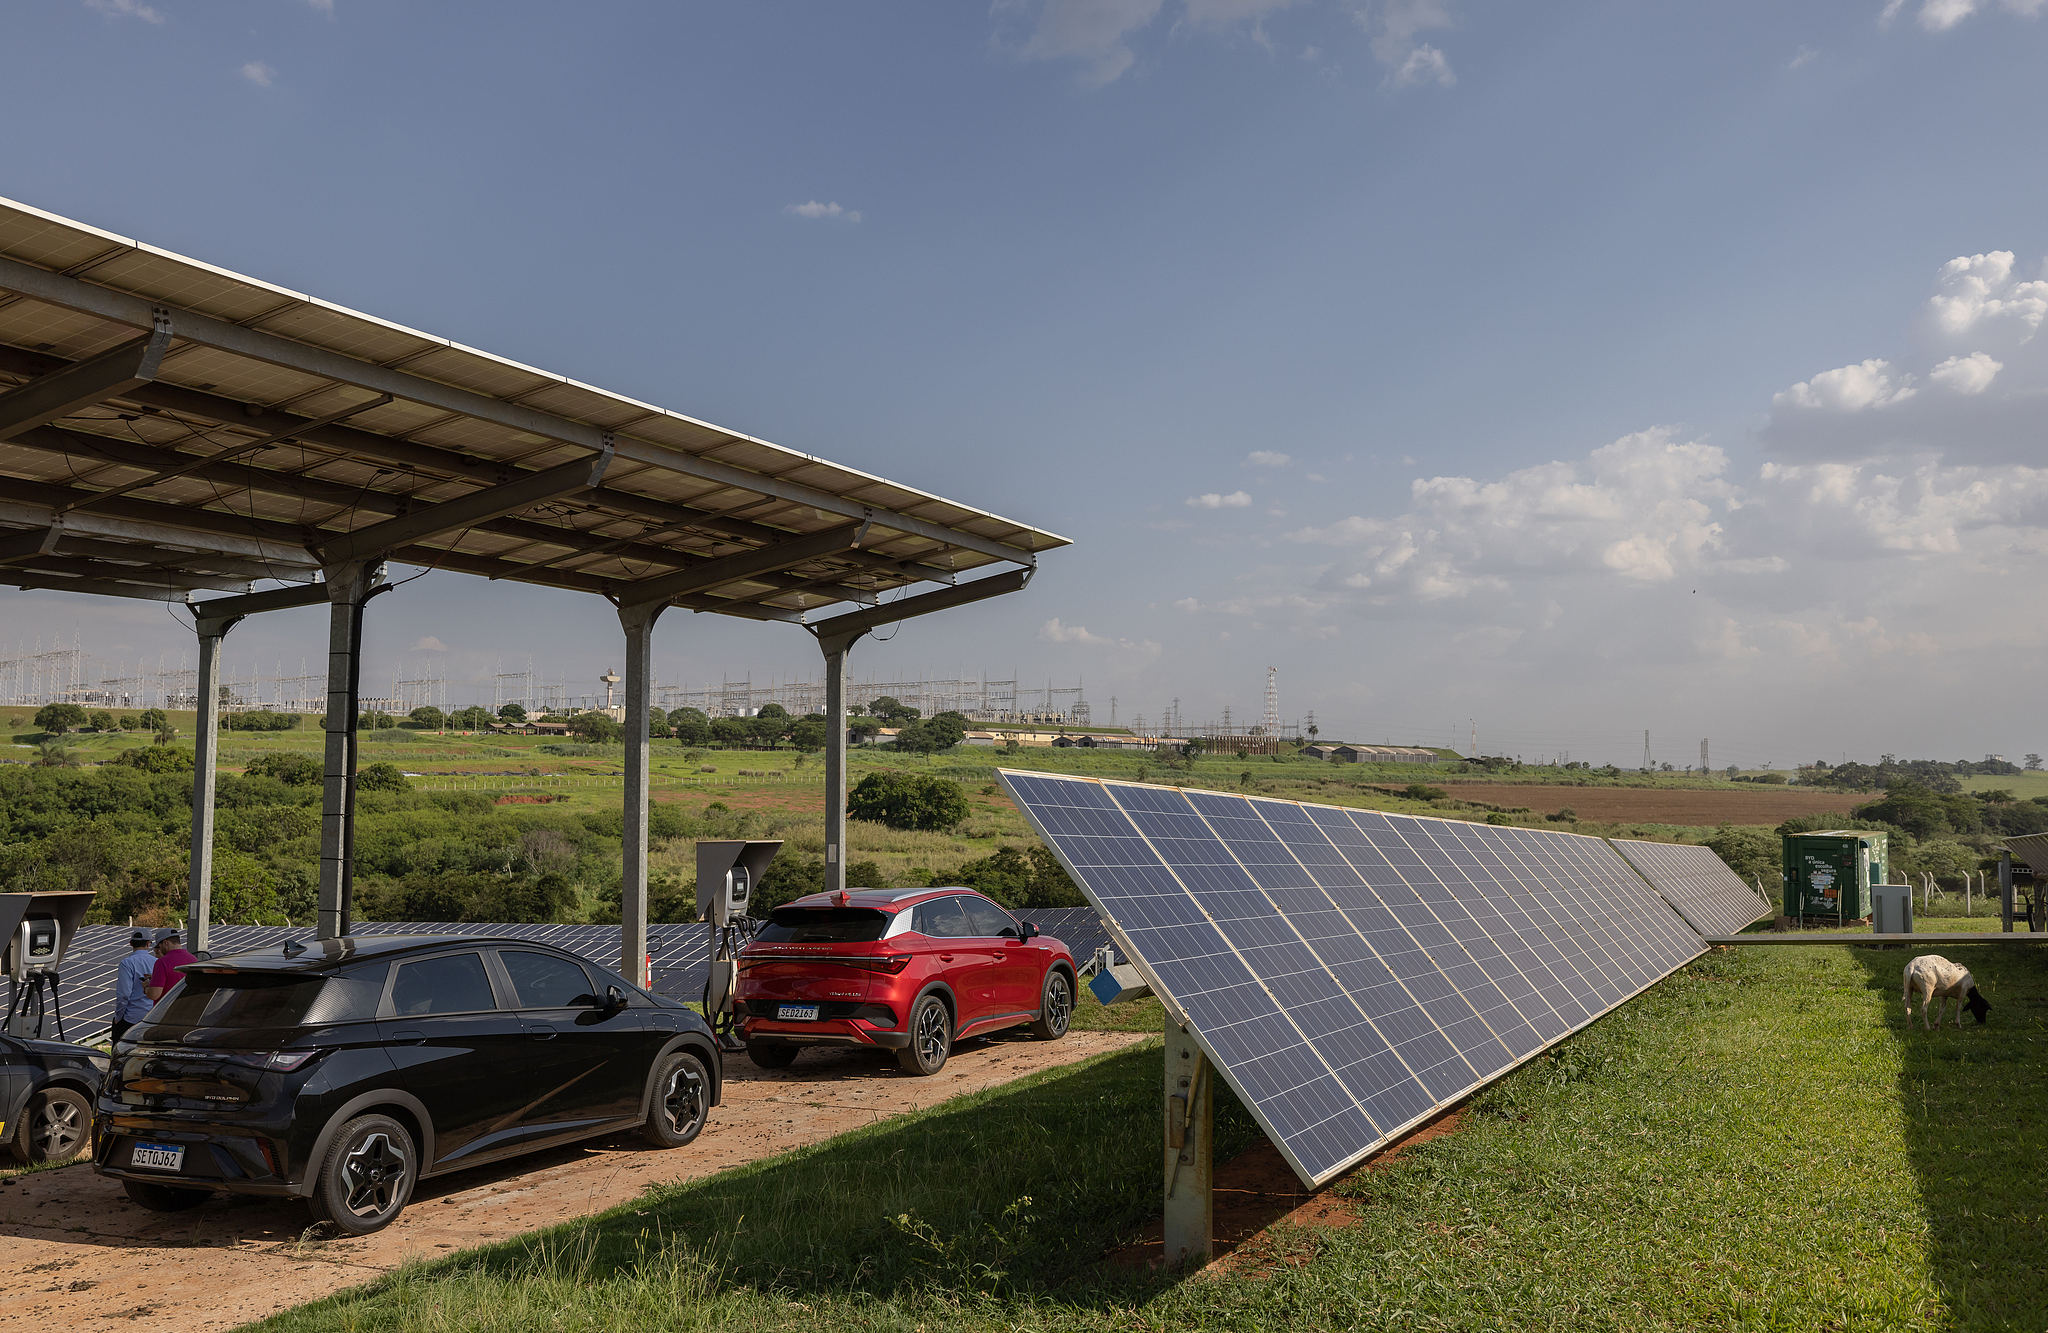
[0,891,95,1039]
[695,840,782,1050]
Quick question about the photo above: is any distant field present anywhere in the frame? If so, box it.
[1960,770,2048,799]
[1434,781,1870,825]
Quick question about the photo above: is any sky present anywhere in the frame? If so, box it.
[1,0,2045,768]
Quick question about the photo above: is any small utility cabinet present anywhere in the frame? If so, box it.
[1782,831,1888,923]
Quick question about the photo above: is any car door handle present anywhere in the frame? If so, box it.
[388,1027,426,1044]
[939,954,955,963]
[522,1021,556,1041]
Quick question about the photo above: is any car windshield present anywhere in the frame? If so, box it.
[148,964,387,1030]
[756,907,890,943]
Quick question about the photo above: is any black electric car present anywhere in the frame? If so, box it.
[94,934,721,1234]
[2,1030,108,1165]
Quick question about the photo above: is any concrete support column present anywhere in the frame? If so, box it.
[185,616,239,954]
[315,561,373,941]
[821,640,850,895]
[1163,1013,1214,1268]
[619,600,663,982]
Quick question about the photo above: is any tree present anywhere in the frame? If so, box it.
[708,715,751,748]
[846,710,882,743]
[356,761,409,792]
[668,707,711,747]
[786,713,830,751]
[448,704,494,731]
[1701,825,1778,887]
[113,745,193,773]
[498,702,528,723]
[846,771,969,832]
[33,703,88,735]
[897,710,967,756]
[567,711,621,743]
[2028,754,2044,771]
[749,713,790,747]
[868,695,919,724]
[137,707,168,735]
[88,709,118,733]
[406,705,446,730]
[756,702,789,720]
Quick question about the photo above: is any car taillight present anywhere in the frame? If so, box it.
[231,1050,321,1072]
[842,954,913,975]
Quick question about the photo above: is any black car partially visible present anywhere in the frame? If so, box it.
[94,934,722,1234]
[1,1032,107,1166]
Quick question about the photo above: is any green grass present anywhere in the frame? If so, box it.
[244,943,2047,1332]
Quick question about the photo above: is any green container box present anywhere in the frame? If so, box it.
[1782,831,1889,921]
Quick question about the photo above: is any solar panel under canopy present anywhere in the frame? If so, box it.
[1609,837,1772,937]
[998,771,1707,1187]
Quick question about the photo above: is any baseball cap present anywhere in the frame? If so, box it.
[156,928,183,945]
[129,930,150,947]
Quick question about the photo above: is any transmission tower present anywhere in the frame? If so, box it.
[1643,730,1652,770]
[1700,738,1710,772]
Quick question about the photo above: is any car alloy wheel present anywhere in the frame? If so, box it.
[1031,970,1072,1041]
[640,1050,711,1147]
[896,994,952,1076]
[661,1062,706,1138]
[311,1113,416,1235]
[340,1131,409,1221]
[26,1087,90,1162]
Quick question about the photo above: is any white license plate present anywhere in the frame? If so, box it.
[131,1142,185,1172]
[776,1003,820,1021]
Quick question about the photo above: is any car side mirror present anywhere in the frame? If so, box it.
[603,984,628,1014]
[1020,921,1040,940]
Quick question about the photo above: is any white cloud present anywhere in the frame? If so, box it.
[1393,43,1455,86]
[240,61,276,87]
[303,0,334,12]
[1182,0,1301,26]
[1357,0,1457,87]
[1772,358,1917,412]
[1172,597,1204,612]
[1244,450,1292,467]
[1186,490,1253,509]
[1883,0,2045,29]
[1929,351,2004,394]
[1014,0,1163,86]
[785,201,861,223]
[1879,0,1908,24]
[410,635,450,652]
[1928,251,2048,335]
[84,0,163,21]
[1038,617,1162,658]
[1788,45,1819,68]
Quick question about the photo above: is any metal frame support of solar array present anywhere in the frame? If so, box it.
[0,197,1068,973]
[999,771,1710,1207]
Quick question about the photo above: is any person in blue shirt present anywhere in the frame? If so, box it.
[111,930,155,1044]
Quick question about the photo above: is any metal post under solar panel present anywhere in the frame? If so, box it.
[821,640,849,895]
[185,616,230,955]
[315,560,379,940]
[1163,1013,1214,1267]
[619,601,661,984]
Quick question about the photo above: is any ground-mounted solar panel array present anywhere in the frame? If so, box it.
[998,770,1712,1187]
[45,922,723,1044]
[1609,837,1773,937]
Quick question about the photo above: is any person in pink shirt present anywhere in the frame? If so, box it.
[145,928,199,1001]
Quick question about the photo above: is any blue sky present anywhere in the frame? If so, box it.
[3,0,2046,766]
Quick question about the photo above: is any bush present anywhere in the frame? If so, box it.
[357,761,410,792]
[1404,783,1447,802]
[568,712,622,743]
[245,753,323,786]
[846,771,970,832]
[32,702,87,735]
[947,845,1083,909]
[112,747,194,773]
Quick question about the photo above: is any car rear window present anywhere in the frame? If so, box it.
[390,952,498,1015]
[756,907,890,943]
[151,962,388,1030]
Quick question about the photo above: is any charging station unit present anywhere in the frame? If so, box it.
[0,892,95,1041]
[695,840,782,1050]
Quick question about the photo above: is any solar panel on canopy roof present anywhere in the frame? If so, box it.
[997,770,1706,1188]
[1609,838,1772,938]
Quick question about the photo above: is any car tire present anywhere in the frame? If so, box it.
[123,1178,211,1212]
[1029,969,1073,1041]
[640,1050,712,1148]
[15,1085,91,1164]
[308,1113,417,1236]
[895,994,952,1076]
[746,1041,799,1070]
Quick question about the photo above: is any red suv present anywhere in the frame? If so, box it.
[735,889,1077,1075]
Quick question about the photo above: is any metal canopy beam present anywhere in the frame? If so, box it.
[0,344,963,587]
[190,580,332,621]
[807,567,1032,653]
[1,568,208,601]
[617,523,866,609]
[1,486,320,566]
[311,450,613,565]
[0,317,170,441]
[1,555,245,594]
[0,256,1041,567]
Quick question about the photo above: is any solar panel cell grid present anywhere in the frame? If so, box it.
[999,770,1709,1187]
[1612,838,1772,938]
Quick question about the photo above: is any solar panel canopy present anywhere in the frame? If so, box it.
[1610,837,1772,938]
[999,771,1708,1187]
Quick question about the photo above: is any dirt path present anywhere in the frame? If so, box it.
[0,1029,1147,1331]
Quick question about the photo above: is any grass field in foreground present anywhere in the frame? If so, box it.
[246,942,2046,1333]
